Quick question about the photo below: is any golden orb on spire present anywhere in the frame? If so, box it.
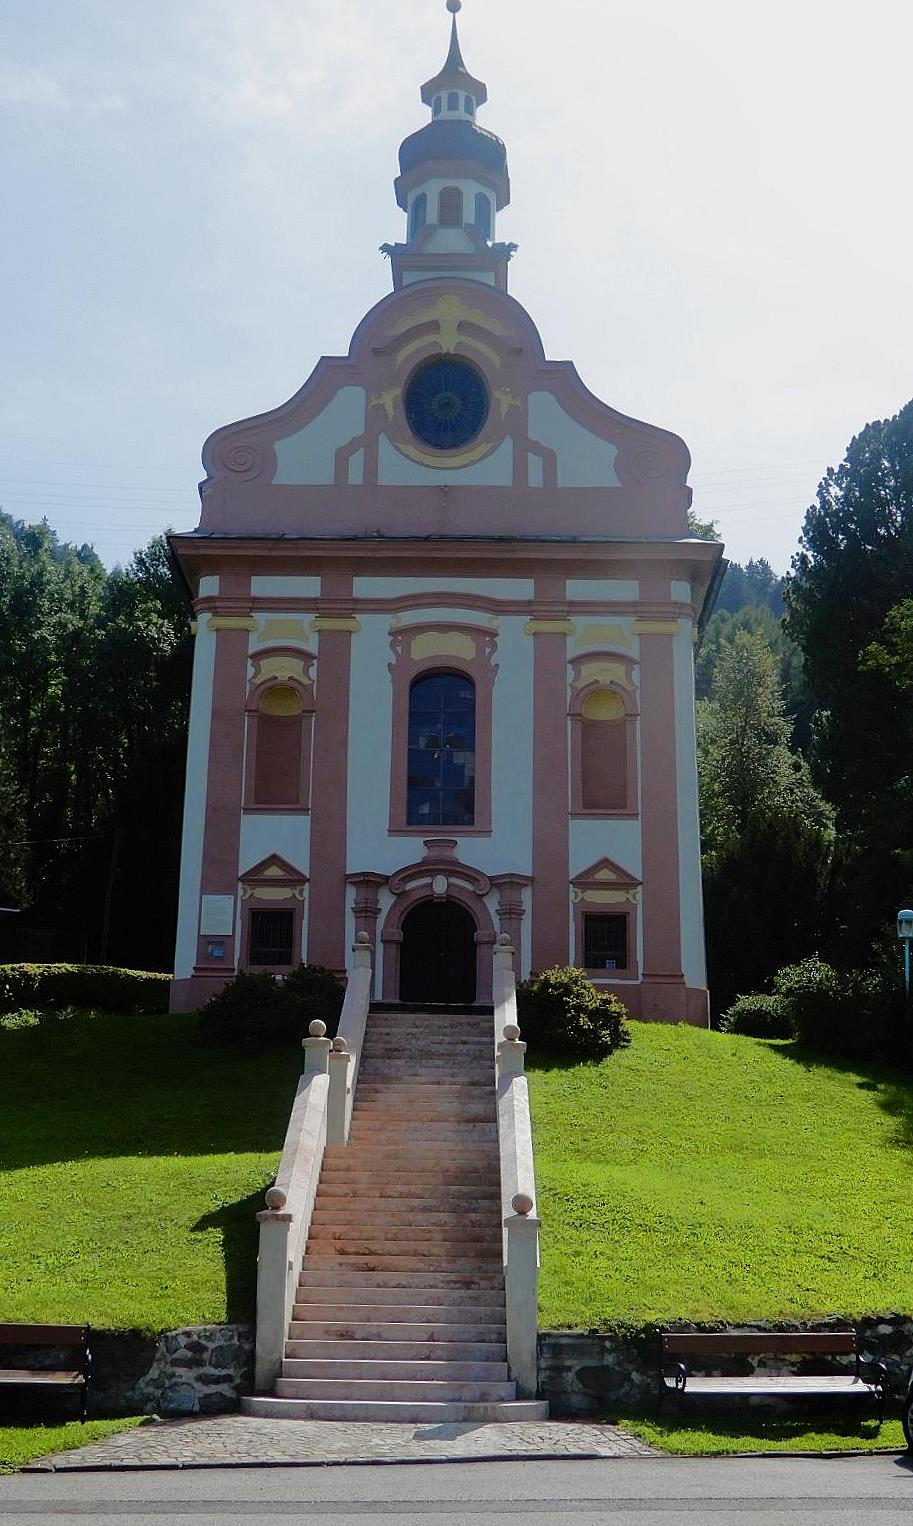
[446,0,462,13]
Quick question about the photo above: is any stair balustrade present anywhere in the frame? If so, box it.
[492,937,542,1400]
[253,935,373,1391]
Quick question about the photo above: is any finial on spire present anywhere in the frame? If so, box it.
[421,0,487,107]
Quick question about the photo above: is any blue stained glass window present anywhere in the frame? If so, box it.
[407,672,476,827]
[404,358,489,450]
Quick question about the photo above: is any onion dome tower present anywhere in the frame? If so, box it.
[382,0,516,291]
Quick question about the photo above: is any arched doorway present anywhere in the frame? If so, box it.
[399,899,477,1005]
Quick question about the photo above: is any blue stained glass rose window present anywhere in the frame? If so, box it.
[404,358,489,450]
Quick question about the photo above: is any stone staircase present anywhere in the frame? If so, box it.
[242,1007,548,1421]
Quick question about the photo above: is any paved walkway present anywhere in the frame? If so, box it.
[29,1416,654,1470]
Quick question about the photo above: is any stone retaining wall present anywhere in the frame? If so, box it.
[87,1325,253,1418]
[538,1317,913,1415]
[43,1315,913,1418]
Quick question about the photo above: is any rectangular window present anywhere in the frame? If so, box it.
[249,908,294,966]
[584,913,628,972]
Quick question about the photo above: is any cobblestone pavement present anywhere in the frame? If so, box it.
[29,1417,654,1470]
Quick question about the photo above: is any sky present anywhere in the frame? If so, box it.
[2,0,912,573]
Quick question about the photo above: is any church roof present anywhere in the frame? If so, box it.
[398,118,508,180]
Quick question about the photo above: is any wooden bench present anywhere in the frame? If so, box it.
[659,1331,886,1421]
[0,1324,92,1421]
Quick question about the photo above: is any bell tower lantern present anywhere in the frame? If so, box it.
[383,0,516,291]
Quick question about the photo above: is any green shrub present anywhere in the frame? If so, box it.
[719,993,795,1039]
[282,963,345,1038]
[197,964,345,1052]
[517,966,631,1060]
[0,964,170,1016]
[772,956,905,1060]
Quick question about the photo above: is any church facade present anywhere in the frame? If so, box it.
[169,1,722,1023]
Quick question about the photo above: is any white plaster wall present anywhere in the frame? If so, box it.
[378,434,513,486]
[673,620,707,988]
[273,387,366,485]
[569,819,643,884]
[353,577,535,600]
[174,622,217,978]
[425,227,476,255]
[199,575,219,597]
[239,814,311,880]
[251,577,321,598]
[671,579,692,603]
[567,579,640,602]
[528,394,621,488]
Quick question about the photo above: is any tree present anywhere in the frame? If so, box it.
[697,629,833,1013]
[785,399,913,958]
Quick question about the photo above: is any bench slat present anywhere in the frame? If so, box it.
[662,1333,857,1357]
[0,1325,89,1347]
[664,1375,877,1397]
[0,1369,85,1386]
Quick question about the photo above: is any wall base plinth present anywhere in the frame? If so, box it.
[589,979,708,1027]
[170,973,235,1012]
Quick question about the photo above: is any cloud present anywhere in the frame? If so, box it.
[0,62,124,116]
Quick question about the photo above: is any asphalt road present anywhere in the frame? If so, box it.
[2,1455,913,1526]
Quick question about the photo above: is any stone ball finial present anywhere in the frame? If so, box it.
[355,931,370,945]
[331,1036,349,1053]
[308,1019,327,1037]
[265,1186,287,1210]
[512,1192,534,1216]
[498,932,511,946]
[503,1023,521,1042]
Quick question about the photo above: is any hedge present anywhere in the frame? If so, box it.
[0,964,171,1015]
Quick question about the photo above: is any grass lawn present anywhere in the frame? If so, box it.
[0,1009,300,1332]
[528,1021,913,1328]
[614,1409,906,1455]
[0,1418,144,1473]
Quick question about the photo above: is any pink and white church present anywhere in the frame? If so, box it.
[169,0,722,1024]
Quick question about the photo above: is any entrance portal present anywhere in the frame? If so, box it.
[399,898,477,1005]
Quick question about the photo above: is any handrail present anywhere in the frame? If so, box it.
[492,937,541,1400]
[253,937,372,1392]
[328,933,372,1145]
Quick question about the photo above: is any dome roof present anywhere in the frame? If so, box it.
[398,118,509,180]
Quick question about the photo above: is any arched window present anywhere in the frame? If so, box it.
[447,90,460,111]
[410,191,427,239]
[474,192,492,240]
[580,689,628,810]
[438,186,463,227]
[465,94,474,115]
[407,671,475,827]
[433,95,442,116]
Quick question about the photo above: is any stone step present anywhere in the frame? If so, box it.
[294,1284,505,1307]
[297,1268,504,1290]
[310,1210,501,1228]
[307,1236,501,1255]
[291,1302,505,1325]
[307,1225,498,1244]
[301,1255,502,1272]
[280,1358,508,1381]
[287,1320,506,1342]
[284,1338,507,1361]
[315,1182,500,1200]
[275,1377,517,1402]
[241,1396,549,1422]
[351,1112,495,1125]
